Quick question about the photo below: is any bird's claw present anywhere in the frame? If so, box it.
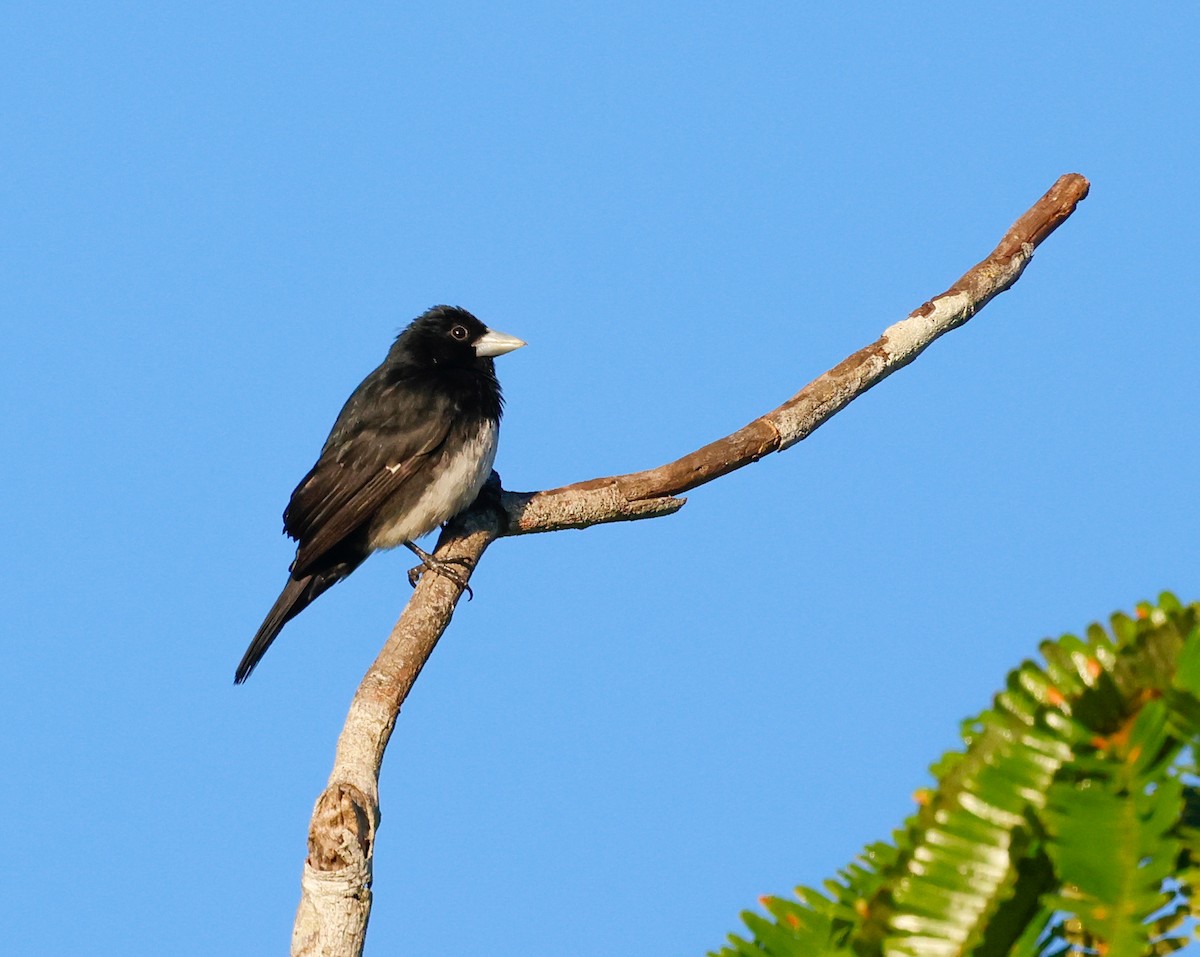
[404,543,475,599]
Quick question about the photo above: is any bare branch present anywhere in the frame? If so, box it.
[290,173,1090,957]
[292,510,496,956]
[502,172,1089,532]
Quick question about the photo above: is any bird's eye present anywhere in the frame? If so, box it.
[450,325,469,341]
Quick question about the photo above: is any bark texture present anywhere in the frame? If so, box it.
[291,173,1090,957]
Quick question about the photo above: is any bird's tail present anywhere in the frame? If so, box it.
[235,574,325,684]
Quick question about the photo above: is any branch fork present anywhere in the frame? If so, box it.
[290,173,1091,957]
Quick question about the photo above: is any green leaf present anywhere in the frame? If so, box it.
[715,597,1200,957]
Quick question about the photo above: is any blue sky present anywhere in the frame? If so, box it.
[3,3,1198,954]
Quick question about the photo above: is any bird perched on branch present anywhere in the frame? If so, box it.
[235,305,525,683]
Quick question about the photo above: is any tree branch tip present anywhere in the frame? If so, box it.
[635,494,687,516]
[1058,171,1090,195]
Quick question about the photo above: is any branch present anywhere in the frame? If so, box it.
[290,173,1090,957]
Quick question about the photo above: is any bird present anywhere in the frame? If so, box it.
[235,305,525,683]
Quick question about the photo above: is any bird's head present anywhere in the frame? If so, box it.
[399,306,526,369]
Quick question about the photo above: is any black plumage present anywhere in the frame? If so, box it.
[235,305,525,683]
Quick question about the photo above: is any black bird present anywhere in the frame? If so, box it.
[235,305,525,683]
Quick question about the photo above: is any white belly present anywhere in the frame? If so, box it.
[368,421,498,549]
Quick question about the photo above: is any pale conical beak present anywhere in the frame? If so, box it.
[473,328,527,358]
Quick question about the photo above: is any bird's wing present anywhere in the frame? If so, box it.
[284,414,451,577]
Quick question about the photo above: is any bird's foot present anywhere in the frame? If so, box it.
[404,542,475,599]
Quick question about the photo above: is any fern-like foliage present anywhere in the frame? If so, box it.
[712,594,1200,957]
